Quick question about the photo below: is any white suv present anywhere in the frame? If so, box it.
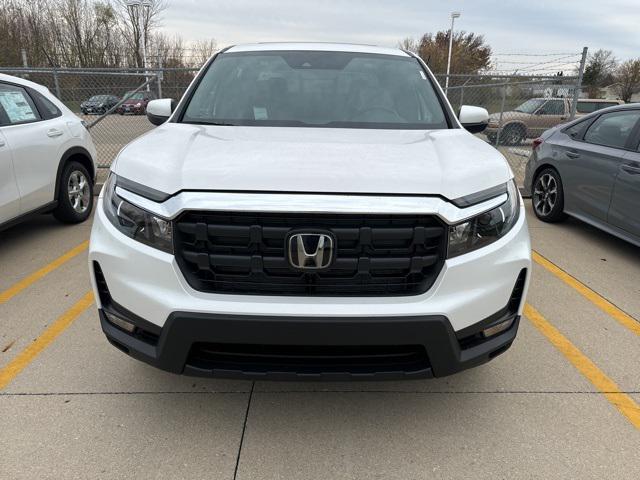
[89,44,531,380]
[0,74,97,229]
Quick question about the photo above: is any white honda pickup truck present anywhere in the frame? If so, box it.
[89,43,531,380]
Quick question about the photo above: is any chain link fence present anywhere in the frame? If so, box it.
[0,67,199,183]
[1,66,588,188]
[435,73,584,185]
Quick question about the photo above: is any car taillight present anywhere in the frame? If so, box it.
[532,138,543,151]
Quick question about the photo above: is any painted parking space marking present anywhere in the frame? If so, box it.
[0,240,89,305]
[532,250,640,337]
[0,291,94,390]
[525,303,640,430]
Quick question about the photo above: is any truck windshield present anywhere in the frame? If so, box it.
[181,50,449,129]
[514,99,546,114]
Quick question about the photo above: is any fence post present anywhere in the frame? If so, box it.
[570,47,588,120]
[157,49,163,99]
[52,68,62,100]
[20,49,29,78]
[495,83,507,147]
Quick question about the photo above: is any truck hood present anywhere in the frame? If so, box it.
[113,124,512,200]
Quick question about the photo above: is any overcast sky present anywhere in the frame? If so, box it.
[161,0,638,67]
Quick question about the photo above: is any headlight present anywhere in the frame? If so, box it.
[102,173,173,253]
[135,102,142,107]
[447,180,520,258]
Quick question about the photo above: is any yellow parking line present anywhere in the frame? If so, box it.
[525,304,640,430]
[0,291,94,390]
[532,251,640,337]
[0,240,89,304]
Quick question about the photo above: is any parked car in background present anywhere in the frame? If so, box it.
[80,95,120,115]
[115,90,157,115]
[523,103,640,246]
[0,73,97,230]
[486,98,624,145]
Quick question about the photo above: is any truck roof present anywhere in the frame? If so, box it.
[225,42,410,57]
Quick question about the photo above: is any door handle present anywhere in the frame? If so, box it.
[47,128,64,138]
[0,139,5,147]
[621,163,640,175]
[566,151,580,159]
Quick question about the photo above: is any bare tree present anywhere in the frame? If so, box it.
[0,0,57,66]
[0,0,217,69]
[397,37,418,53]
[111,0,168,68]
[189,38,218,67]
[614,59,640,102]
[0,0,29,66]
[152,32,186,67]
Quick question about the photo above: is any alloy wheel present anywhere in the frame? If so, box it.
[67,170,90,213]
[533,173,558,217]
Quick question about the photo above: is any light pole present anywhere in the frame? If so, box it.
[126,0,153,90]
[445,11,461,96]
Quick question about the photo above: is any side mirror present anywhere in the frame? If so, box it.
[459,105,489,134]
[147,98,176,126]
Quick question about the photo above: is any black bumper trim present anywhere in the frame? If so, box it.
[100,309,520,381]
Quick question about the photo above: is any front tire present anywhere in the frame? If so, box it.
[532,168,567,223]
[53,161,94,224]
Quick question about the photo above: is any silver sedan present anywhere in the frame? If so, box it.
[523,103,640,247]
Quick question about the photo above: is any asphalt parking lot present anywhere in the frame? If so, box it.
[1,201,639,479]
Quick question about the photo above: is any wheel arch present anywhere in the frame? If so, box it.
[502,121,527,134]
[531,163,561,191]
[54,146,96,196]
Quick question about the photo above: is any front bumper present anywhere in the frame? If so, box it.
[89,191,531,379]
[99,304,520,380]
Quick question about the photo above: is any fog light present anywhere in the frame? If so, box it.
[482,318,514,338]
[104,310,136,333]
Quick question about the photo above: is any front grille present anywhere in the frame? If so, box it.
[174,212,447,296]
[187,343,430,374]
